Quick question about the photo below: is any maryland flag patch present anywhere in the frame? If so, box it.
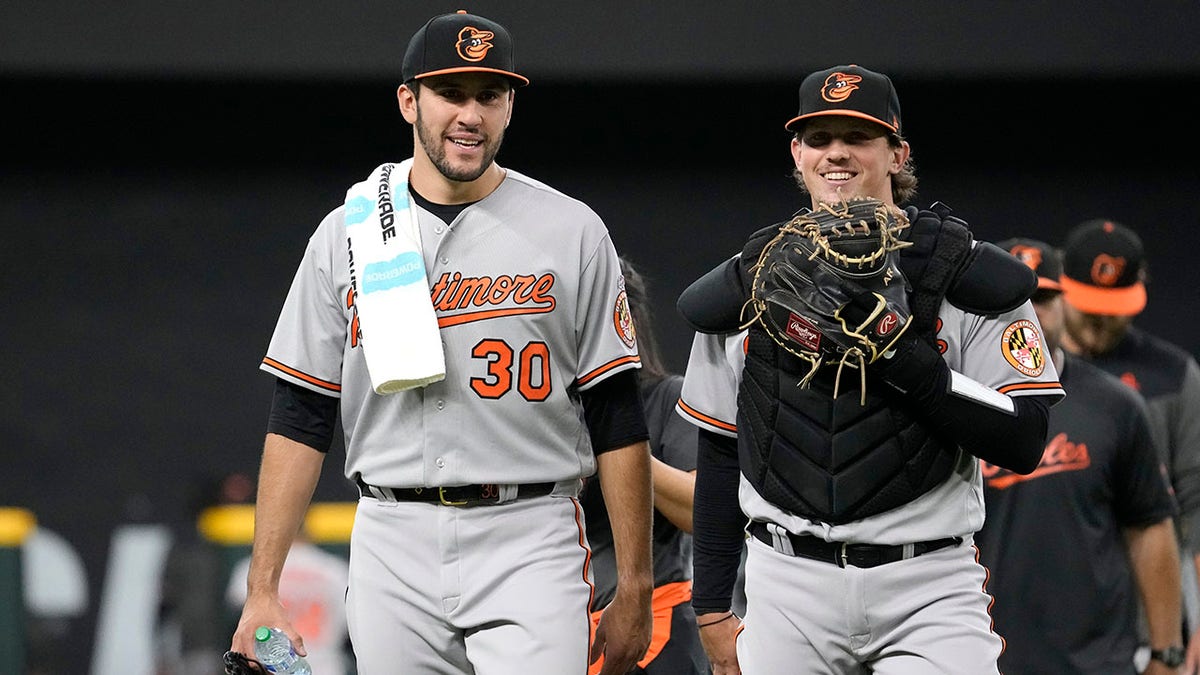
[1001,319,1045,377]
[613,290,636,348]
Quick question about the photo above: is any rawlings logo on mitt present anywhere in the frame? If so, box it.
[745,197,913,401]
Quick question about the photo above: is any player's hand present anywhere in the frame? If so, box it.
[590,588,652,675]
[697,611,742,675]
[229,591,306,668]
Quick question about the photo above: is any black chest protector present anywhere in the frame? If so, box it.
[738,212,972,524]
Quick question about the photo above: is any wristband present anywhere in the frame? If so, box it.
[697,612,735,628]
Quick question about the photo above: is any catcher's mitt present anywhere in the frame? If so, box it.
[744,197,913,400]
[223,650,264,675]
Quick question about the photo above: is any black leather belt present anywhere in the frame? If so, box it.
[749,521,961,569]
[357,478,556,506]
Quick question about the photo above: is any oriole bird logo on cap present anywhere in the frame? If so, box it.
[1090,254,1126,286]
[1008,245,1043,272]
[822,72,863,103]
[456,26,495,62]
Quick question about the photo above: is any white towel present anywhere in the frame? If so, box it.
[344,160,446,394]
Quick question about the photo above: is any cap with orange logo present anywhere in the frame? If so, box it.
[785,64,901,134]
[996,237,1062,292]
[402,10,529,87]
[1060,219,1147,316]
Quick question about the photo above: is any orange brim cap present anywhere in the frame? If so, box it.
[785,65,902,134]
[785,109,898,133]
[413,67,529,86]
[1060,275,1146,316]
[402,11,529,88]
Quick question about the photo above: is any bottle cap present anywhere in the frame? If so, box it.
[254,626,272,642]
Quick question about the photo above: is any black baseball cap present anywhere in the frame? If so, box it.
[785,64,902,134]
[997,238,1062,292]
[402,10,529,87]
[1060,219,1147,316]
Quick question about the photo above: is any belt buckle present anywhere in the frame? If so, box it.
[438,487,468,506]
[838,542,849,568]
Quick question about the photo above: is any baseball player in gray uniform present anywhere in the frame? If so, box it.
[674,64,1066,674]
[228,11,653,675]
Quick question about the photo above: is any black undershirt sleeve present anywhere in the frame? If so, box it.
[933,394,1049,474]
[270,369,649,456]
[580,369,650,454]
[691,428,747,615]
[267,378,339,452]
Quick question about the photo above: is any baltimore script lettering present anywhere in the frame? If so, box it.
[430,272,556,311]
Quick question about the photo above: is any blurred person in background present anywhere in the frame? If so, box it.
[156,471,254,675]
[1059,220,1200,671]
[979,238,1182,674]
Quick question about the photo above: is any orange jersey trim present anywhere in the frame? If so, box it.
[977,544,1006,657]
[677,399,737,433]
[262,357,341,393]
[573,497,598,674]
[996,380,1062,395]
[437,305,554,328]
[576,355,641,387]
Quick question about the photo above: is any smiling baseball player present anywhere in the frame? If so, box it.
[227,11,653,675]
[675,64,1066,674]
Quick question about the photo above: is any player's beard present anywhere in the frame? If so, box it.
[1062,306,1131,358]
[416,109,504,183]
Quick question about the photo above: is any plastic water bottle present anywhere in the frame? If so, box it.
[253,626,312,675]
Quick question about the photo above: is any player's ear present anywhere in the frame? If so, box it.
[505,89,514,128]
[889,139,910,174]
[398,84,418,124]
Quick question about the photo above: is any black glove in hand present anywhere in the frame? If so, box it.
[223,651,264,675]
[871,330,948,402]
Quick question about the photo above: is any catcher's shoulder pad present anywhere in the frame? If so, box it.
[899,201,1034,316]
[677,223,783,334]
[677,255,748,334]
[897,202,970,285]
[950,241,1038,316]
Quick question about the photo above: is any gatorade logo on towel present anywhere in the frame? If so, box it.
[363,253,427,294]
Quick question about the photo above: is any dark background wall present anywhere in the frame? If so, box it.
[3,2,1199,671]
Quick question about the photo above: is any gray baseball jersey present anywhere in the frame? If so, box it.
[261,167,640,487]
[678,298,1064,544]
